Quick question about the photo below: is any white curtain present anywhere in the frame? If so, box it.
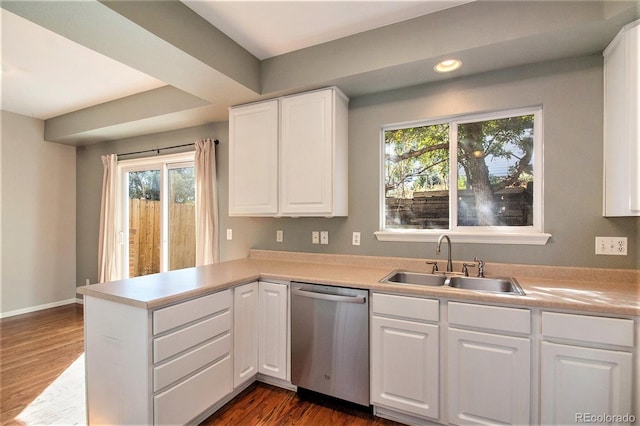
[195,139,219,265]
[98,154,121,282]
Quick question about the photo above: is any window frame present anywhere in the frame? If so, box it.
[118,152,195,278]
[376,107,551,245]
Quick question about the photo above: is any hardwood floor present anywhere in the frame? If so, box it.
[202,384,400,426]
[0,304,85,425]
[0,304,400,426]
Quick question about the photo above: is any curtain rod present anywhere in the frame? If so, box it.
[117,139,219,158]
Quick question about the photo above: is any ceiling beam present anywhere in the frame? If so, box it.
[261,1,638,95]
[2,0,639,145]
[99,0,261,95]
[44,86,211,145]
[2,0,261,145]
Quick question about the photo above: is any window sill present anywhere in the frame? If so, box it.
[374,230,552,245]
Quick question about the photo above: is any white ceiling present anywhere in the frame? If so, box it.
[0,9,166,120]
[0,1,466,121]
[183,1,469,60]
[1,0,637,145]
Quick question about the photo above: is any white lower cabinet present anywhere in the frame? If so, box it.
[540,311,634,425]
[234,280,289,385]
[84,289,233,425]
[152,290,233,425]
[448,329,530,425]
[233,281,259,388]
[447,302,531,425]
[258,281,289,380]
[86,278,637,426]
[154,352,231,425]
[371,293,440,420]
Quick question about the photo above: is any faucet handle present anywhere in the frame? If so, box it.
[474,257,485,277]
[462,263,476,277]
[425,261,439,274]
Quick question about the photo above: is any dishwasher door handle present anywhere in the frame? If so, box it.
[292,288,367,304]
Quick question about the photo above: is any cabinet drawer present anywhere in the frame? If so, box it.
[154,332,231,392]
[372,293,439,322]
[154,310,231,363]
[448,302,530,334]
[153,289,231,335]
[541,311,634,346]
[154,354,232,425]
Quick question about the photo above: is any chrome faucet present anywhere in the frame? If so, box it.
[474,257,485,277]
[437,234,453,272]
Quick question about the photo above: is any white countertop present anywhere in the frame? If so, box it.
[77,250,639,316]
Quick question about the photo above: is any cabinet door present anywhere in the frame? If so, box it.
[258,281,288,380]
[229,100,279,216]
[603,20,640,216]
[280,90,336,216]
[448,328,530,425]
[233,282,259,388]
[371,315,439,419]
[541,341,632,425]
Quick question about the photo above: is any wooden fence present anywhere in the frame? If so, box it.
[129,199,195,277]
[386,186,533,228]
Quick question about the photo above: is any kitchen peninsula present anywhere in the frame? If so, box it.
[78,250,639,425]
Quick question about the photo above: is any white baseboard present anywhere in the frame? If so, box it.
[0,298,78,319]
[256,374,297,391]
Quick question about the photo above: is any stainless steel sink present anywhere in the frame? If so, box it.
[381,270,525,295]
[447,276,525,295]
[381,270,447,286]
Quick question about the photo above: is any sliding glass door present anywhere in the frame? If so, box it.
[120,153,195,278]
[167,164,195,272]
[128,168,162,276]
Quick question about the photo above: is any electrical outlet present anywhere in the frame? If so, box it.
[320,231,329,245]
[352,232,361,246]
[312,231,320,244]
[595,236,627,255]
[226,229,233,240]
[276,230,283,243]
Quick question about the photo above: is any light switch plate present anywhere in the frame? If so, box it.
[352,232,361,246]
[276,230,283,243]
[226,229,233,240]
[312,231,320,244]
[320,231,329,245]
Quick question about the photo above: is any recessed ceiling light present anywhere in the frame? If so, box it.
[434,59,462,73]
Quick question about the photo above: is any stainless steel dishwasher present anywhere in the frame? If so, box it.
[290,282,369,407]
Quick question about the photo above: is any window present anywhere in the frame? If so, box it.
[119,152,195,277]
[377,108,550,244]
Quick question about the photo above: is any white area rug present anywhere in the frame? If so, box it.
[16,354,86,425]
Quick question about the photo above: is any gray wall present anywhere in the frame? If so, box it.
[242,55,638,269]
[1,111,77,316]
[76,124,227,285]
[75,55,638,286]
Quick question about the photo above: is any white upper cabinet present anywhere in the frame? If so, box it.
[228,87,349,217]
[603,19,640,216]
[280,88,348,216]
[229,100,279,216]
